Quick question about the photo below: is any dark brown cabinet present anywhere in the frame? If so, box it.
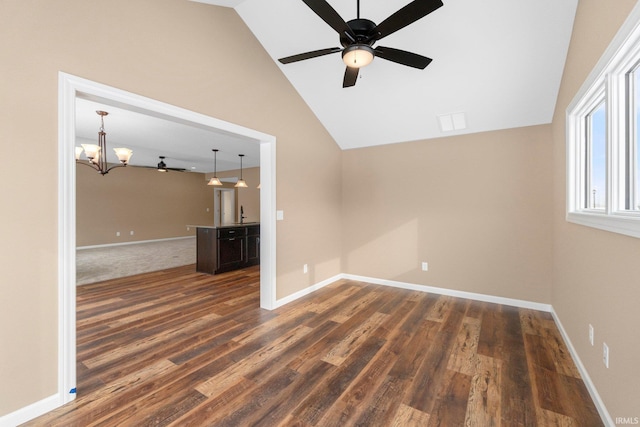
[196,224,260,275]
[246,225,260,267]
[217,235,244,272]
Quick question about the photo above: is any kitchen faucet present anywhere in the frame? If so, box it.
[240,205,246,224]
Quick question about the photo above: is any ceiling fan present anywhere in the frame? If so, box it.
[151,156,186,172]
[278,0,443,88]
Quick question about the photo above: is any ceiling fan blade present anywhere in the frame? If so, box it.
[130,165,184,172]
[279,47,342,64]
[374,46,432,69]
[373,0,443,40]
[343,66,359,88]
[301,0,356,40]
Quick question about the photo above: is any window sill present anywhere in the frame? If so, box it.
[566,211,640,239]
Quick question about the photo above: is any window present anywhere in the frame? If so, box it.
[586,100,606,210]
[567,5,640,238]
[629,67,640,211]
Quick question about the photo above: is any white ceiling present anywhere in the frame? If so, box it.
[76,97,260,174]
[77,0,579,166]
[194,0,578,150]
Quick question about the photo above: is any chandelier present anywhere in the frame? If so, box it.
[75,110,133,175]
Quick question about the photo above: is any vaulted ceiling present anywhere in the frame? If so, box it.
[76,0,578,172]
[194,0,578,149]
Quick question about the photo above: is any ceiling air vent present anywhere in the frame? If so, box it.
[437,112,467,132]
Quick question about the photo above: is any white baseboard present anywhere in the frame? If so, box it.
[341,274,553,312]
[274,272,551,312]
[550,308,613,427]
[274,274,342,308]
[0,393,60,427]
[77,235,195,251]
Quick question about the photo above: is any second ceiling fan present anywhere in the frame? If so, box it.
[155,156,186,172]
[278,0,443,88]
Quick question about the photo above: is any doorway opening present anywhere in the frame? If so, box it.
[215,188,236,227]
[58,72,276,406]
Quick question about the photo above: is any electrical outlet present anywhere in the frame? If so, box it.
[116,231,120,237]
[187,227,190,231]
[277,210,284,221]
[303,264,308,274]
[130,231,134,236]
[421,262,428,271]
[589,324,594,346]
[603,342,609,368]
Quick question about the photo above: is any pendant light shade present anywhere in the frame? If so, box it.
[235,154,248,188]
[207,149,223,186]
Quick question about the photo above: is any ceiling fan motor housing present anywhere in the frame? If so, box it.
[340,19,377,47]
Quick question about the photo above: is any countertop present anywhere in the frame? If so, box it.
[189,223,259,230]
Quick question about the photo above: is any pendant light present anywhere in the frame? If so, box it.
[235,154,248,188]
[75,110,133,175]
[207,149,222,186]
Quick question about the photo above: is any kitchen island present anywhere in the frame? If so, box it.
[192,223,260,275]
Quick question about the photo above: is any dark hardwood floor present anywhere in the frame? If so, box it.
[24,264,603,426]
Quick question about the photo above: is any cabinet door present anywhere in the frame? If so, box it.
[246,235,260,266]
[216,237,244,273]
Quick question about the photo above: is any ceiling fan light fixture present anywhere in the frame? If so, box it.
[157,157,168,172]
[342,44,374,68]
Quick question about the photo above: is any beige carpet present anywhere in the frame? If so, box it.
[76,237,196,285]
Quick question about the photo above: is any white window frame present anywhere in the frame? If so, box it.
[567,4,640,238]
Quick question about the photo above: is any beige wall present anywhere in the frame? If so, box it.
[0,0,342,416]
[4,0,639,420]
[551,0,640,417]
[342,125,554,303]
[77,165,213,246]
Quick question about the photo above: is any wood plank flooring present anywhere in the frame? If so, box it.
[24,265,603,426]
